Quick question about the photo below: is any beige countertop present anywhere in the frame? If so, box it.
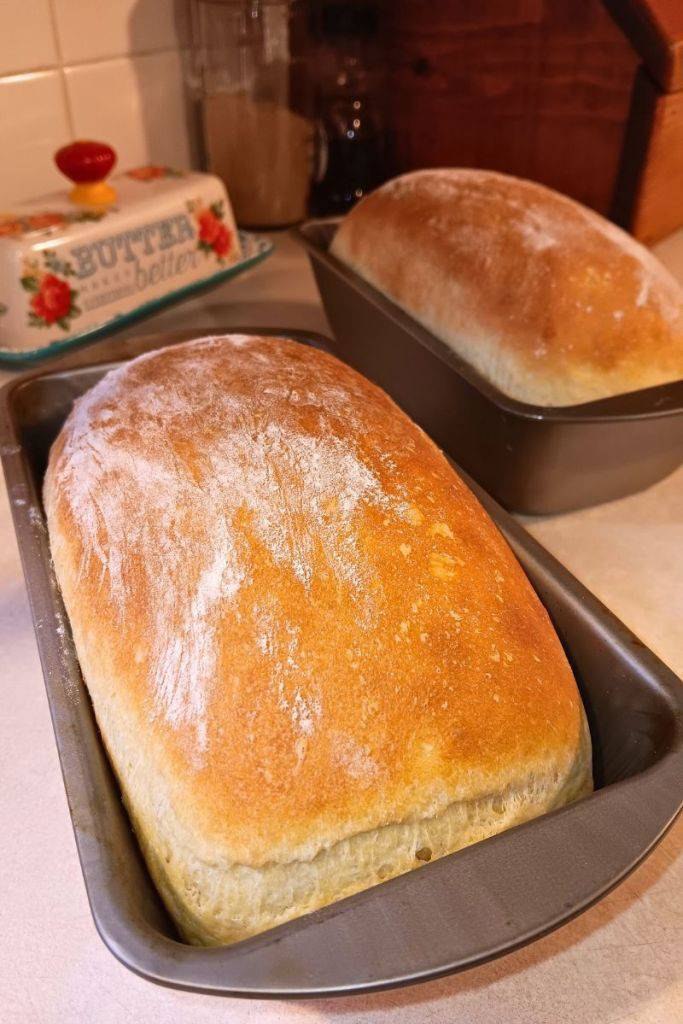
[0,231,681,1024]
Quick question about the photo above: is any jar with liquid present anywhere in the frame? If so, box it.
[192,0,315,228]
[309,2,389,216]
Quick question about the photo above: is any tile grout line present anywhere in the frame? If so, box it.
[16,0,182,143]
[0,46,185,85]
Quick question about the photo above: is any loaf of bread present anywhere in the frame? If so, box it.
[331,169,683,406]
[44,334,592,945]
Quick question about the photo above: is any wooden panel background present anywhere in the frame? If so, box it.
[630,83,683,242]
[605,0,683,90]
[383,0,639,214]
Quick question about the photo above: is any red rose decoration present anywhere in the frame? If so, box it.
[197,209,221,246]
[192,200,231,261]
[30,273,73,325]
[212,223,231,257]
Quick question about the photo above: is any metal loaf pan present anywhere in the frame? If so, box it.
[294,219,683,515]
[1,328,681,998]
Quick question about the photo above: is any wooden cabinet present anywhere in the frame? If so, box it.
[380,0,683,241]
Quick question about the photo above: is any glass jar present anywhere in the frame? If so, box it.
[191,0,315,228]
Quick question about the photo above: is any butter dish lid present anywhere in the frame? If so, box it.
[0,141,272,363]
[1,165,229,245]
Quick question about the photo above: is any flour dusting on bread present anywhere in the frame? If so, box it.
[49,335,395,750]
[384,169,682,323]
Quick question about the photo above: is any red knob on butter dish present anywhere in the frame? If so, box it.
[55,140,117,207]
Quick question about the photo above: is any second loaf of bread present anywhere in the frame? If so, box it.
[331,169,683,406]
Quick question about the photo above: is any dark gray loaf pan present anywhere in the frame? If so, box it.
[294,219,683,515]
[1,328,681,998]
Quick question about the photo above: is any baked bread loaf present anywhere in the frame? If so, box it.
[44,334,592,945]
[331,169,683,406]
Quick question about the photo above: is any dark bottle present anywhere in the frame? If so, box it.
[309,2,388,216]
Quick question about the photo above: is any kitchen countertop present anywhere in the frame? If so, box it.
[0,231,681,1024]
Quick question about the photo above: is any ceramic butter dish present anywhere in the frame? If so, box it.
[0,141,272,364]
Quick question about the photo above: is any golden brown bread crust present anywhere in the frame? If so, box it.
[44,334,591,944]
[331,169,683,406]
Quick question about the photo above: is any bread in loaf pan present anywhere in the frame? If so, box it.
[331,169,683,406]
[44,334,592,945]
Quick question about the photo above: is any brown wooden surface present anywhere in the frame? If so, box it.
[629,79,683,241]
[384,0,638,214]
[611,66,660,233]
[605,0,683,91]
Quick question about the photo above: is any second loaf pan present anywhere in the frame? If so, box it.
[295,219,683,515]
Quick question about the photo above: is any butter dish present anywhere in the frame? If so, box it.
[0,143,272,364]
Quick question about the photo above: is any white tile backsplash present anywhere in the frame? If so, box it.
[65,51,191,171]
[0,1,196,206]
[0,0,58,75]
[0,72,70,203]
[53,0,180,64]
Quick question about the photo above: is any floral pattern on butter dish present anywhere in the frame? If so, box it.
[21,251,80,330]
[0,212,66,239]
[189,199,233,262]
[127,165,184,181]
[0,209,108,240]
